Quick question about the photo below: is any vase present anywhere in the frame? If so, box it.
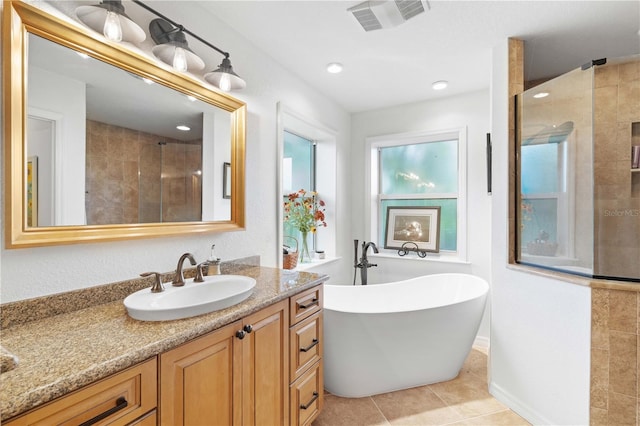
[299,231,312,263]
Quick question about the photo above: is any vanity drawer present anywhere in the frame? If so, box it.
[290,285,322,324]
[290,311,323,380]
[6,358,157,426]
[289,361,323,426]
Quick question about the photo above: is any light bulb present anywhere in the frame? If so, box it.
[219,73,231,92]
[172,47,188,72]
[103,11,122,42]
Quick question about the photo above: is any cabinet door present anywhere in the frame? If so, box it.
[160,321,242,426]
[241,300,289,426]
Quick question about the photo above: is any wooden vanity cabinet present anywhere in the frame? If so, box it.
[5,358,157,426]
[159,300,289,426]
[5,286,323,426]
[289,286,324,426]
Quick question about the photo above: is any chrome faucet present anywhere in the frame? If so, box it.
[355,241,378,285]
[173,253,196,287]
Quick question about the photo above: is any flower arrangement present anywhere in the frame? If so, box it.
[284,189,326,263]
[283,189,327,233]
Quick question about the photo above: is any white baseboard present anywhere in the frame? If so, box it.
[489,382,554,426]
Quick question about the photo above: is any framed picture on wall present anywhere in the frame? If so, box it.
[384,206,441,253]
[223,162,231,199]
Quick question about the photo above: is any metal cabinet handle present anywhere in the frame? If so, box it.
[243,324,253,333]
[79,396,128,426]
[300,338,319,353]
[300,392,319,410]
[298,298,318,309]
[236,330,246,339]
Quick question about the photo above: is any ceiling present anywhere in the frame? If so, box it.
[194,0,640,113]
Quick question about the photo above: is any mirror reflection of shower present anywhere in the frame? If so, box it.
[139,140,202,223]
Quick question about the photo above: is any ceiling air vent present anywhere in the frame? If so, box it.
[348,0,430,31]
[347,2,383,32]
[395,0,426,21]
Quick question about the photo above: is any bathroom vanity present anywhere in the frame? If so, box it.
[0,266,325,426]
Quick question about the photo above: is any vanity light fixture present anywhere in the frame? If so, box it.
[431,80,448,90]
[327,62,343,74]
[75,0,146,44]
[149,18,205,73]
[204,57,246,92]
[533,92,549,99]
[133,0,246,91]
[176,125,191,131]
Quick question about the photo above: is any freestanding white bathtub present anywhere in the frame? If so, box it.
[323,273,488,397]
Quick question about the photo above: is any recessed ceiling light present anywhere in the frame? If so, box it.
[432,80,448,90]
[176,125,190,131]
[533,92,549,99]
[327,62,343,74]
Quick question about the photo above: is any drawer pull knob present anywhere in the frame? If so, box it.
[236,330,246,339]
[79,396,128,426]
[300,338,319,353]
[298,298,319,309]
[243,324,253,333]
[300,392,319,410]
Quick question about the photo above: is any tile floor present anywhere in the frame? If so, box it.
[313,348,530,426]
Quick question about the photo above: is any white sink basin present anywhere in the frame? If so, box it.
[124,275,256,321]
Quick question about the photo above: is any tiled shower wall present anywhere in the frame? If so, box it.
[593,58,640,279]
[85,120,202,224]
[591,288,640,425]
[590,56,640,426]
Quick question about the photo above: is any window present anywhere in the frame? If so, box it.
[520,141,571,257]
[367,128,467,259]
[283,131,316,245]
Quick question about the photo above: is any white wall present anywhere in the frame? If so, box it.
[488,40,591,425]
[0,2,351,302]
[350,90,493,341]
[28,65,86,226]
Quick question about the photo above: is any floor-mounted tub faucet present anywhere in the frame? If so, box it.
[355,240,378,285]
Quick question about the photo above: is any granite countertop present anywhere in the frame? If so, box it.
[0,265,327,421]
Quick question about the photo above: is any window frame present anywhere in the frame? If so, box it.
[365,127,468,262]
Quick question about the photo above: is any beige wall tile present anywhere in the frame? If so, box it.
[595,65,619,88]
[609,291,638,333]
[610,331,638,397]
[590,406,608,425]
[592,385,609,410]
[619,61,639,83]
[608,392,637,426]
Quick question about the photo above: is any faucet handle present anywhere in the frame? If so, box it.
[194,263,207,282]
[140,272,164,293]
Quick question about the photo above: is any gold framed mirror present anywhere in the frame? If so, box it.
[3,1,246,248]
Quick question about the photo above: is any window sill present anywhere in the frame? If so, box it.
[294,256,341,271]
[369,252,470,265]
